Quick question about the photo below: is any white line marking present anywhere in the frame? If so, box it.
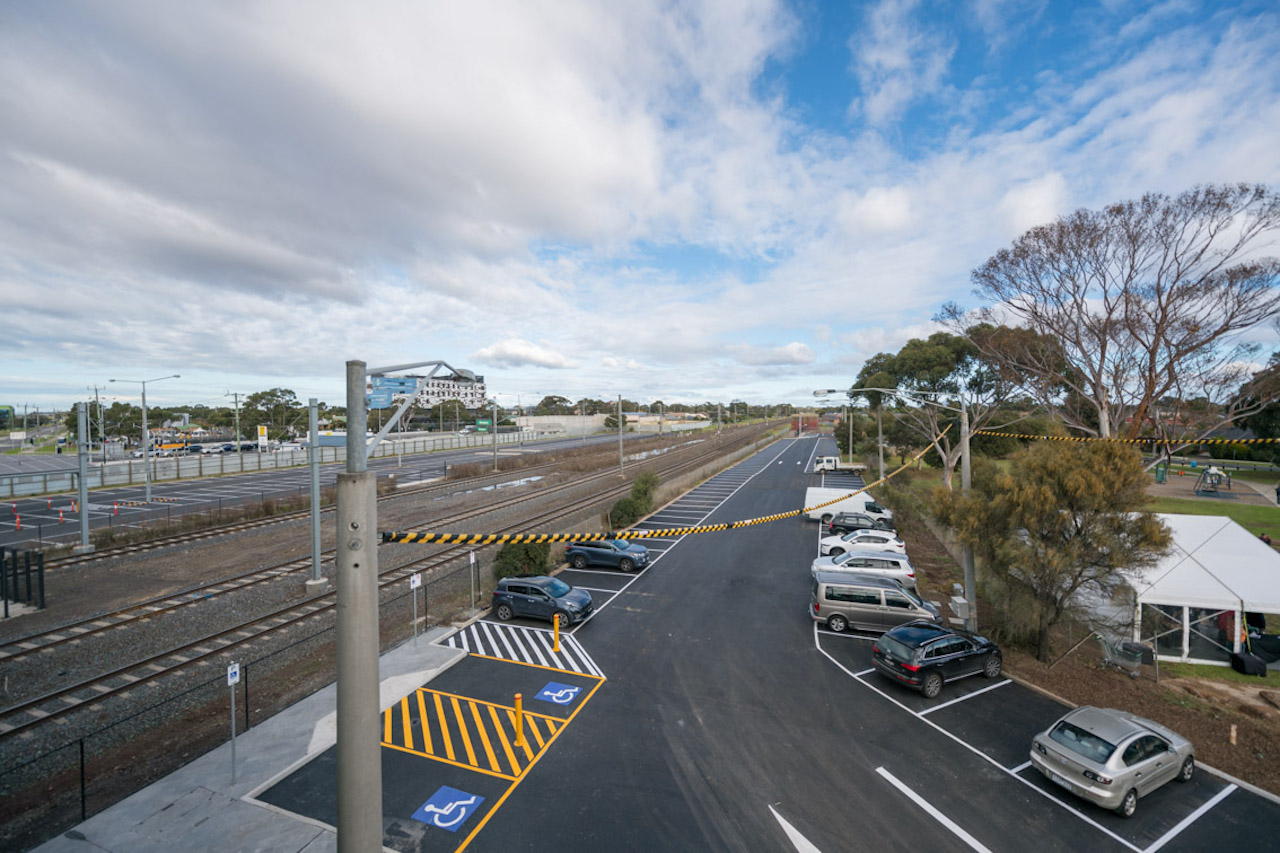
[918,679,1010,716]
[1010,761,1031,773]
[768,804,822,852]
[518,628,551,667]
[876,767,991,852]
[1143,783,1237,853]
[812,622,1142,852]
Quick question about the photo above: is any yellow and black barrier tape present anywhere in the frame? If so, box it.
[972,430,1280,445]
[380,426,950,545]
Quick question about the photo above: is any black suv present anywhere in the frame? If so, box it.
[491,575,593,628]
[564,539,649,572]
[826,512,895,535]
[871,620,1002,698]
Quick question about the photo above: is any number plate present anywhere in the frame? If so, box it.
[1049,772,1071,790]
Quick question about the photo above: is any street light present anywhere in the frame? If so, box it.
[856,386,976,631]
[813,390,853,466]
[109,374,180,503]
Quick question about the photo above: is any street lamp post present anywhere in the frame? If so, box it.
[110,374,179,503]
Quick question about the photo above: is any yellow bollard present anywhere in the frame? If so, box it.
[514,693,525,748]
[554,614,562,652]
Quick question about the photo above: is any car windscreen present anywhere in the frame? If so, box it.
[546,578,573,597]
[1049,721,1117,764]
[614,540,630,550]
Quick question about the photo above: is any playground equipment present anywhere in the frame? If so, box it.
[1194,465,1232,494]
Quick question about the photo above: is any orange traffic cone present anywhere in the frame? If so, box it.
[14,514,19,530]
[59,510,64,523]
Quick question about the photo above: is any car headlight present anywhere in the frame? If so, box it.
[562,600,581,611]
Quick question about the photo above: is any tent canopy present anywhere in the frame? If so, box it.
[1126,514,1280,614]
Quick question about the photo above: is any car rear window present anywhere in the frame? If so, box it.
[878,634,915,661]
[1049,721,1117,764]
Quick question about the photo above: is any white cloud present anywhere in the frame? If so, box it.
[847,0,955,125]
[728,342,815,366]
[472,339,579,370]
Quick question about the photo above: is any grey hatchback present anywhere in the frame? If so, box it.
[564,539,649,572]
[1030,706,1194,817]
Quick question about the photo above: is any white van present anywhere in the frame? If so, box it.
[803,487,893,526]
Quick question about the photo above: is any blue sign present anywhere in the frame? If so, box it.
[371,376,421,394]
[535,682,581,706]
[412,786,485,833]
[366,391,394,410]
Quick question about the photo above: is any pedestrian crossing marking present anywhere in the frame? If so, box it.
[445,622,604,677]
[383,687,570,780]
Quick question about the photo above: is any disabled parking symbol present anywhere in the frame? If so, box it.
[535,681,581,706]
[412,785,485,832]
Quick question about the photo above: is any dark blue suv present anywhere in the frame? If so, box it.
[564,539,649,572]
[492,575,593,627]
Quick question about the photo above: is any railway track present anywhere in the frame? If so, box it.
[0,425,772,740]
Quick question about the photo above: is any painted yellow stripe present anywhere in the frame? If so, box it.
[435,692,455,761]
[383,707,392,744]
[507,707,536,760]
[400,696,414,751]
[527,715,550,749]
[416,689,432,754]
[451,695,479,767]
[488,703,522,776]
[469,700,502,773]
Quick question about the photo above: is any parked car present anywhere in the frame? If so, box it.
[810,572,939,634]
[871,620,1002,698]
[1030,706,1195,818]
[564,539,649,572]
[819,529,906,556]
[221,443,237,453]
[826,511,895,536]
[491,575,593,628]
[811,549,917,589]
[200,445,222,454]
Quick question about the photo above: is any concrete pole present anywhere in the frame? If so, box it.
[877,407,885,482]
[617,395,623,473]
[141,384,152,503]
[307,399,324,590]
[492,400,498,472]
[960,406,976,632]
[336,360,382,852]
[74,403,93,554]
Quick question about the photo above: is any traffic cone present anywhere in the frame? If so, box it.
[113,501,118,515]
[14,514,19,530]
[59,510,64,523]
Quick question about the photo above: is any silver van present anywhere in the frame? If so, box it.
[810,548,918,589]
[810,571,940,634]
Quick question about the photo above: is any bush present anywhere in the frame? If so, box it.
[630,471,660,508]
[609,496,643,528]
[492,542,551,579]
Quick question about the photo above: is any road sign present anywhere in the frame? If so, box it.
[412,786,484,832]
[410,572,421,589]
[227,662,240,686]
[370,376,421,394]
[367,390,394,410]
[476,418,491,433]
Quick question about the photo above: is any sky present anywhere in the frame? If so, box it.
[2,0,1279,415]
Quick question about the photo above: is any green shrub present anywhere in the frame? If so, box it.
[609,496,643,528]
[492,542,551,578]
[630,471,660,512]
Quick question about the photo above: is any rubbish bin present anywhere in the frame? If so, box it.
[1154,462,1167,484]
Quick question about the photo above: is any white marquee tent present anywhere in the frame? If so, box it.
[1125,514,1280,664]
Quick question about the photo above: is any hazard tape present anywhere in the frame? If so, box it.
[971,430,1279,445]
[380,427,951,545]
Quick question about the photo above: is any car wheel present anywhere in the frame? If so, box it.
[827,615,848,633]
[495,603,513,621]
[830,548,845,556]
[1178,756,1195,783]
[1117,789,1138,818]
[921,672,943,699]
[555,612,574,633]
[571,554,588,569]
[619,557,635,572]
[983,655,1002,679]
[821,514,833,525]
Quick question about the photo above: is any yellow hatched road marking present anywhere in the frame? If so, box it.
[451,695,479,767]
[401,696,414,751]
[488,704,521,775]
[383,704,392,743]
[417,690,431,753]
[470,700,501,773]
[435,692,455,761]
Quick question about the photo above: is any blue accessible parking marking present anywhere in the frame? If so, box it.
[536,682,581,706]
[412,785,486,833]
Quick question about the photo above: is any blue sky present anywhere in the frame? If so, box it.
[2,0,1278,414]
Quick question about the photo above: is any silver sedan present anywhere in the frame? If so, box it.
[1030,706,1194,817]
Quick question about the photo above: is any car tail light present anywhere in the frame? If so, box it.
[899,662,919,672]
[1033,741,1047,755]
[907,572,915,579]
[812,602,819,614]
[1083,770,1112,784]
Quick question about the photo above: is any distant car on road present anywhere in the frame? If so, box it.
[492,575,593,628]
[564,539,649,572]
[819,529,906,556]
[1030,706,1194,818]
[872,620,1002,698]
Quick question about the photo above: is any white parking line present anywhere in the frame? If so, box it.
[877,767,991,852]
[1010,760,1031,773]
[1144,783,1236,853]
[813,621,1143,852]
[917,679,1010,716]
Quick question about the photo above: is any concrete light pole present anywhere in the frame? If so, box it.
[617,395,624,473]
[110,374,179,503]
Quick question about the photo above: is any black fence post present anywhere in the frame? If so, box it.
[38,550,46,609]
[79,738,87,821]
[2,548,9,618]
[244,666,250,731]
[24,549,32,603]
